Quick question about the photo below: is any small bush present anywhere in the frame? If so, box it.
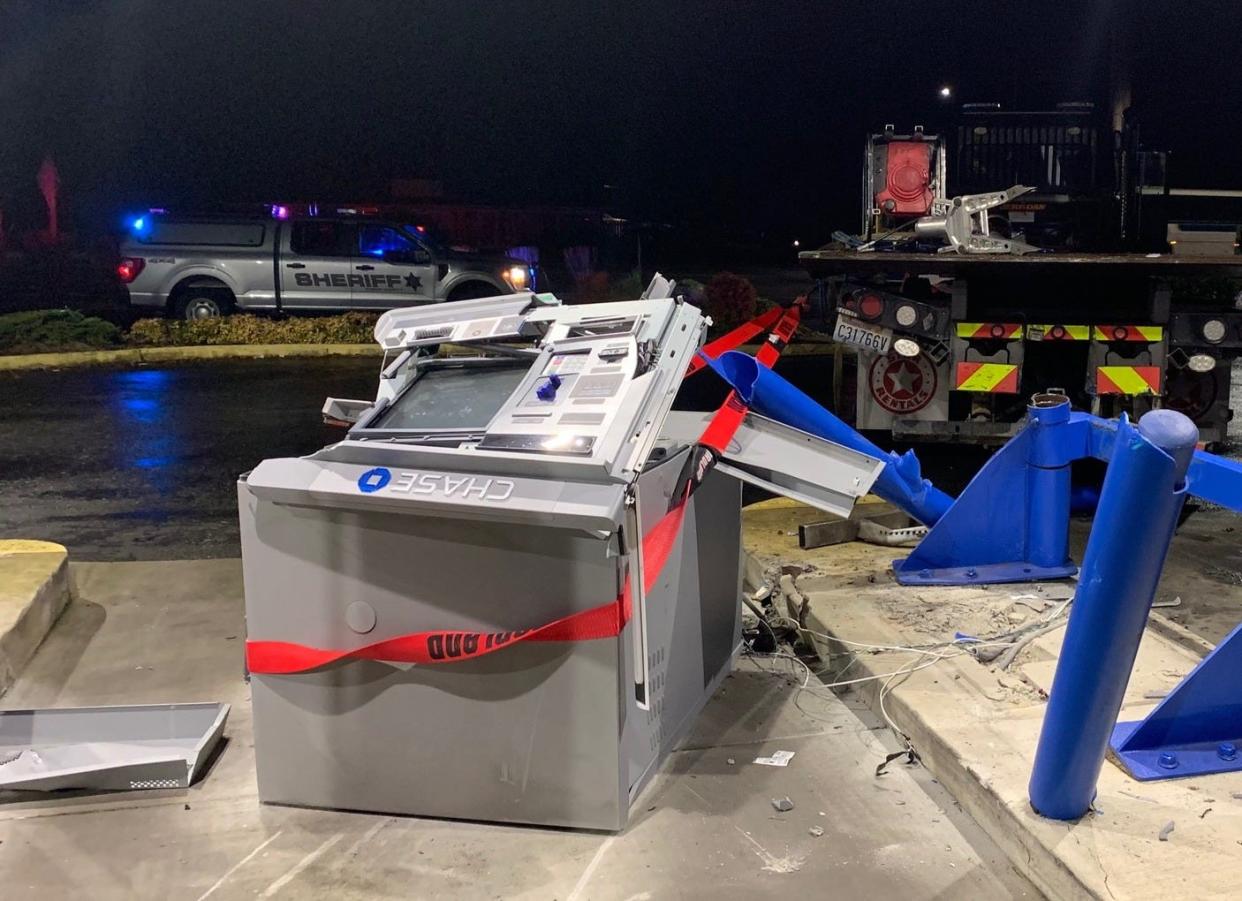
[0,309,122,354]
[125,313,379,347]
[702,272,759,334]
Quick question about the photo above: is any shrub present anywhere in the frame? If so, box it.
[702,272,759,334]
[0,309,122,354]
[125,313,379,347]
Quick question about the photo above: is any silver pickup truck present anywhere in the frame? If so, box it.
[118,215,531,319]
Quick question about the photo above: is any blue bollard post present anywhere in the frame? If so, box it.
[1028,410,1198,820]
[1025,393,1073,570]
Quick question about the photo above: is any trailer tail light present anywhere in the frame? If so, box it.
[1201,319,1226,343]
[116,258,145,283]
[1188,353,1216,373]
[858,293,885,321]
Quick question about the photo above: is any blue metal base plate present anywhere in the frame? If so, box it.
[1106,621,1242,781]
[1110,720,1242,781]
[892,559,1078,586]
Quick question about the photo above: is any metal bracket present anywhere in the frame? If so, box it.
[915,185,1041,255]
[1110,621,1242,780]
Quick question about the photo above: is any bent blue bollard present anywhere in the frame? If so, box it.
[1028,410,1197,820]
[705,351,953,525]
[894,392,1080,584]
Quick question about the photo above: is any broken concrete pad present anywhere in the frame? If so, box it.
[780,539,1242,901]
[0,540,70,696]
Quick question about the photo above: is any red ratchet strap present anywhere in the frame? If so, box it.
[695,303,801,457]
[245,304,802,675]
[684,305,783,377]
[245,502,689,673]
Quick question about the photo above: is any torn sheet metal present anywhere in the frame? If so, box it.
[0,703,229,792]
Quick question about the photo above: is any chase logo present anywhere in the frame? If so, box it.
[357,467,392,493]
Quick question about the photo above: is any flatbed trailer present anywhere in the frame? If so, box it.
[798,250,1242,445]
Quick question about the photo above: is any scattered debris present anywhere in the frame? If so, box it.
[779,573,812,629]
[1118,789,1158,804]
[1200,808,1213,819]
[1158,820,1175,841]
[755,750,796,767]
[727,758,736,766]
[809,826,824,837]
[1143,690,1169,700]
[875,747,919,777]
[1152,596,1182,609]
[772,796,795,812]
[1009,597,1050,613]
[1232,792,1242,801]
[1204,566,1242,585]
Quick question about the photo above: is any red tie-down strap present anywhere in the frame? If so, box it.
[245,303,804,675]
[674,302,804,503]
[245,501,689,674]
[684,305,783,377]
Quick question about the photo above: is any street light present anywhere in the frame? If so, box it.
[939,85,953,100]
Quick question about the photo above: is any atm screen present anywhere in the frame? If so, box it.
[371,362,527,431]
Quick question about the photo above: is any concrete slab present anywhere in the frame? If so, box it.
[751,516,1242,901]
[0,559,1034,899]
[0,540,69,696]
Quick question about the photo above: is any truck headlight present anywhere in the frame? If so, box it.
[506,266,529,289]
[1202,319,1226,343]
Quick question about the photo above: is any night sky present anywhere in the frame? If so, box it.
[2,1,1239,241]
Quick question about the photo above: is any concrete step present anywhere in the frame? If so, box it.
[0,540,70,696]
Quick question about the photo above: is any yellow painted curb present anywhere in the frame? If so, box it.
[0,539,67,555]
[0,540,70,696]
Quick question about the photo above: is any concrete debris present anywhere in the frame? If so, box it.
[771,796,795,812]
[1158,820,1175,841]
[809,826,824,837]
[779,573,811,628]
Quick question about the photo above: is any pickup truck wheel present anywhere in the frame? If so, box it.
[173,292,234,320]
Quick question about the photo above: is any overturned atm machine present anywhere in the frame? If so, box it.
[239,280,883,830]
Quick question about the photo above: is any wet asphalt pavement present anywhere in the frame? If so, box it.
[0,357,381,560]
[6,352,1242,644]
[0,353,866,560]
[0,349,997,562]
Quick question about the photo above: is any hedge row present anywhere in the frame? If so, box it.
[0,309,380,355]
[0,309,123,354]
[127,313,378,346]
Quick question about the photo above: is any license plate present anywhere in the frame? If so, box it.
[834,315,892,354]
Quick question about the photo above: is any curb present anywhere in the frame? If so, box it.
[0,343,382,371]
[794,559,1239,901]
[0,540,70,697]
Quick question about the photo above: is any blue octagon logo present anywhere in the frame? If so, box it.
[357,467,392,493]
